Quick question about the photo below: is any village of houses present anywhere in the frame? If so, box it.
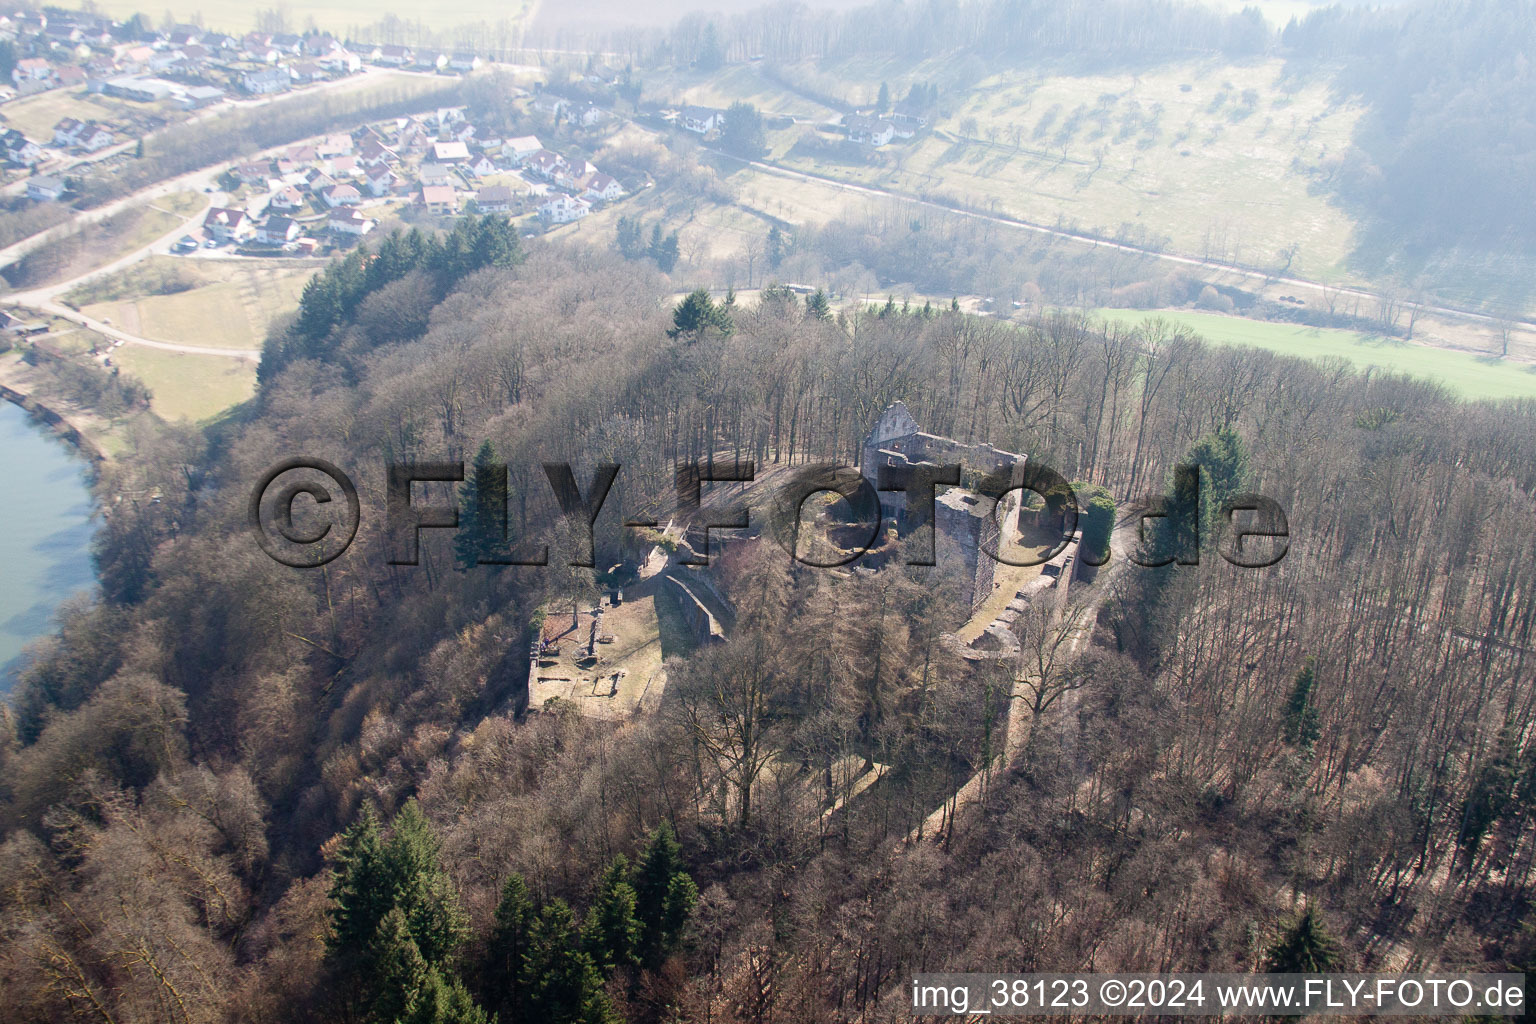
[0,4,928,263]
[0,5,640,255]
[185,108,625,256]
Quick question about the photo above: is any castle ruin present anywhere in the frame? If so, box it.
[860,401,1027,612]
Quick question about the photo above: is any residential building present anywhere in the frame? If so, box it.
[328,208,376,235]
[572,102,605,127]
[26,176,66,201]
[539,194,590,223]
[12,58,53,93]
[326,154,359,177]
[231,161,268,184]
[680,105,721,134]
[474,184,522,213]
[504,135,542,164]
[241,66,289,95]
[418,184,459,214]
[364,164,399,197]
[289,60,325,83]
[845,115,895,146]
[432,140,469,163]
[318,133,353,157]
[269,185,305,211]
[323,183,361,207]
[318,50,361,73]
[375,44,414,66]
[418,162,454,188]
[52,117,86,146]
[3,130,43,166]
[305,168,337,193]
[256,215,300,245]
[449,52,481,71]
[203,207,253,242]
[72,122,113,151]
[581,173,623,202]
[523,149,564,180]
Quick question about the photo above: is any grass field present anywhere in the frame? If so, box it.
[80,258,318,352]
[841,59,1354,277]
[1095,308,1536,401]
[109,345,257,422]
[0,89,162,139]
[671,55,1363,283]
[57,0,534,36]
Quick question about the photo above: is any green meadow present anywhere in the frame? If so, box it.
[1095,308,1536,402]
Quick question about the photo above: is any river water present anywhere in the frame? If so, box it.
[0,400,97,690]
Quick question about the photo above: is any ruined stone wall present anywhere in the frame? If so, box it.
[665,574,727,646]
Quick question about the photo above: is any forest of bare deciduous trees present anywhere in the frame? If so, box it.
[1,232,1534,1022]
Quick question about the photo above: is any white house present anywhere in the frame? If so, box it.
[524,149,564,180]
[572,103,606,127]
[375,44,413,66]
[241,66,289,95]
[449,52,481,71]
[845,115,895,147]
[358,139,396,167]
[680,105,721,134]
[52,117,85,147]
[432,140,469,163]
[26,175,66,201]
[539,194,590,224]
[323,183,362,207]
[580,173,623,202]
[364,164,399,197]
[418,184,459,215]
[504,135,542,164]
[468,153,497,177]
[318,49,362,73]
[3,130,43,166]
[256,215,301,245]
[328,208,375,236]
[474,184,521,213]
[269,185,306,212]
[418,162,455,188]
[531,93,570,120]
[69,123,113,152]
[12,58,54,88]
[317,133,353,157]
[233,161,269,185]
[203,207,253,242]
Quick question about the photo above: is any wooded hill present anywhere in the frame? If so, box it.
[1,225,1534,1022]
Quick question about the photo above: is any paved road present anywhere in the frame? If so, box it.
[4,164,293,360]
[0,67,430,267]
[0,69,425,360]
[6,189,265,360]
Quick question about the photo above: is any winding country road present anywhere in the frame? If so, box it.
[0,66,443,363]
[3,187,267,359]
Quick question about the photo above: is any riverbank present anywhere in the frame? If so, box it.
[0,349,122,466]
